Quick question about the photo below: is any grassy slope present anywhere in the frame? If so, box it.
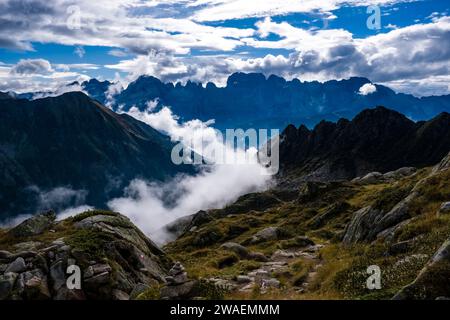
[165,167,450,300]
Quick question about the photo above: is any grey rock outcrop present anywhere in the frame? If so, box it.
[8,211,56,238]
[0,211,172,300]
[342,206,382,244]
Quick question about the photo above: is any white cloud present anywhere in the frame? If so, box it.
[109,103,272,243]
[0,59,90,93]
[74,46,86,58]
[359,83,377,95]
[10,59,53,75]
[190,0,416,22]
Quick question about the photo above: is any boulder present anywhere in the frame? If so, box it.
[5,257,27,273]
[236,276,252,284]
[165,262,188,285]
[342,206,382,244]
[383,167,416,180]
[49,260,66,291]
[160,280,197,300]
[250,227,279,244]
[353,172,383,184]
[22,269,51,300]
[8,210,56,237]
[370,192,416,238]
[112,289,130,300]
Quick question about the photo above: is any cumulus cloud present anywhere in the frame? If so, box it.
[358,83,377,95]
[0,0,448,96]
[10,59,53,75]
[0,59,90,94]
[190,0,416,22]
[108,103,272,243]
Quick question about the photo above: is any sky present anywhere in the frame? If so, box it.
[0,0,449,96]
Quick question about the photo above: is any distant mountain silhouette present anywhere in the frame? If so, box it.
[278,106,450,181]
[91,73,450,130]
[0,92,190,219]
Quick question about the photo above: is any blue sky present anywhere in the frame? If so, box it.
[0,0,449,96]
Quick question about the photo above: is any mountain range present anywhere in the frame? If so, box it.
[0,92,191,219]
[76,73,450,130]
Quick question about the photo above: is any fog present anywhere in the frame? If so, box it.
[108,104,272,244]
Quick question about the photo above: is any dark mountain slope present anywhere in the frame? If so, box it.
[278,107,450,181]
[0,92,189,218]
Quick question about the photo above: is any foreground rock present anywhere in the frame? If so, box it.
[0,211,171,300]
[8,211,56,238]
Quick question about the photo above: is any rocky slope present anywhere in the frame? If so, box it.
[165,151,450,300]
[1,152,449,300]
[0,92,192,219]
[0,210,231,300]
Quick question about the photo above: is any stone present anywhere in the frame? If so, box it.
[371,192,416,238]
[354,172,383,184]
[0,272,18,299]
[169,262,185,275]
[342,206,382,244]
[5,257,27,273]
[383,167,416,180]
[23,269,51,300]
[271,250,296,260]
[84,266,95,279]
[8,210,56,238]
[236,275,252,284]
[112,289,130,300]
[261,278,280,289]
[84,271,110,285]
[220,242,249,258]
[250,227,279,244]
[91,264,112,275]
[50,260,66,291]
[160,280,196,300]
